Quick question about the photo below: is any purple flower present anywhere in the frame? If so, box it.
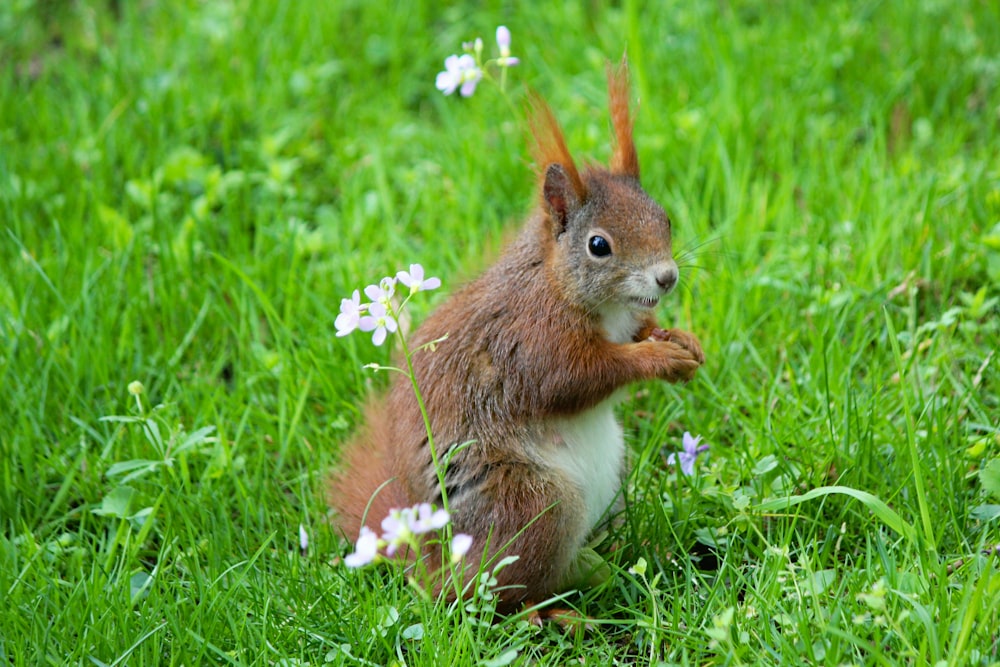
[495,26,519,68]
[335,289,365,337]
[358,301,398,346]
[435,54,483,97]
[397,263,441,295]
[344,526,379,567]
[666,432,710,476]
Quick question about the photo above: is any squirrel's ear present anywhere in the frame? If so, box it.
[608,56,640,179]
[543,163,580,235]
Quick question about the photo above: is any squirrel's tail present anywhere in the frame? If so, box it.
[327,401,409,541]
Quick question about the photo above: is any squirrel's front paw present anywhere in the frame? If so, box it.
[647,339,701,383]
[648,328,705,365]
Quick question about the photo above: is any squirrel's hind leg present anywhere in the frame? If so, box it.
[449,460,588,614]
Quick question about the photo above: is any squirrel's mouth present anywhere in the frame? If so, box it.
[631,296,660,309]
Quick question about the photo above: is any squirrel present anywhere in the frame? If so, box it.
[328,59,705,613]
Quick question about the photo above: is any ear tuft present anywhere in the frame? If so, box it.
[607,56,640,178]
[528,92,587,204]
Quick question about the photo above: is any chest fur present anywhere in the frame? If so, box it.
[597,302,643,344]
[539,399,626,532]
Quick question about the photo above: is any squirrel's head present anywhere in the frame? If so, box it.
[530,58,677,326]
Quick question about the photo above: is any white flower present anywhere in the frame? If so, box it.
[299,524,309,552]
[378,503,451,556]
[358,301,398,346]
[343,503,470,569]
[450,533,473,563]
[335,289,365,337]
[435,54,483,97]
[396,263,441,295]
[344,526,379,567]
[411,502,450,534]
[363,277,396,307]
[495,26,519,68]
[380,508,411,557]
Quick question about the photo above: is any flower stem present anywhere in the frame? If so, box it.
[394,323,450,513]
[392,315,469,606]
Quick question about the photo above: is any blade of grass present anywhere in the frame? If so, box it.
[883,308,937,554]
[756,485,917,544]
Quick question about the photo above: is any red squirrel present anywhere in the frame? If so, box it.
[328,60,704,612]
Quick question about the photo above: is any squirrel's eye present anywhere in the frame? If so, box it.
[588,235,612,257]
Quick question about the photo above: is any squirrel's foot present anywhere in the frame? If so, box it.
[559,546,612,591]
[525,605,594,636]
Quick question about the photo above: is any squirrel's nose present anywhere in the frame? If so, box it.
[655,264,678,292]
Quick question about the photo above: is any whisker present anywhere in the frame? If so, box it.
[674,234,727,259]
[672,277,696,299]
[676,233,724,255]
[673,232,736,278]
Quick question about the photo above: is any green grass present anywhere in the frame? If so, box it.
[2,0,999,664]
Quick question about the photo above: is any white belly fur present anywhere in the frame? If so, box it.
[541,398,626,533]
[536,305,636,534]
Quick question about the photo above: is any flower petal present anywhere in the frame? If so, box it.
[457,54,476,70]
[451,533,473,560]
[344,527,379,567]
[680,453,696,476]
[682,431,702,454]
[334,312,357,336]
[459,78,479,97]
[381,513,403,541]
[496,26,511,50]
[436,70,458,95]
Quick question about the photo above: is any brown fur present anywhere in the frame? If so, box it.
[328,59,704,613]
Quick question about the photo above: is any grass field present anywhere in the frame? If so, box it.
[2,0,1000,664]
